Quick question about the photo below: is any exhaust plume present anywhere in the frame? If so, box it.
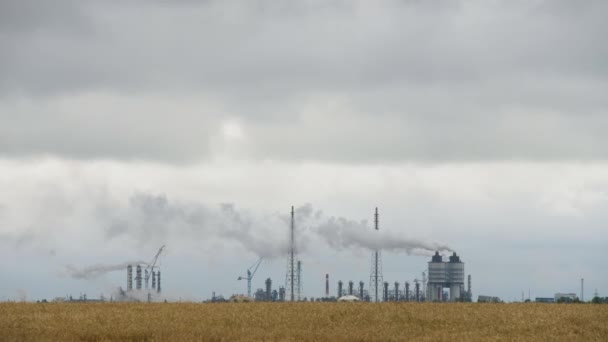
[313,216,452,256]
[65,261,146,280]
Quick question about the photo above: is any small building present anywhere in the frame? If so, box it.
[477,295,501,303]
[338,295,361,302]
[554,293,577,302]
[535,297,555,303]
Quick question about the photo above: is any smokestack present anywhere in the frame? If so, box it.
[152,270,156,290]
[325,274,329,297]
[405,282,410,301]
[383,282,389,302]
[145,269,149,289]
[127,265,133,291]
[348,281,354,296]
[157,270,161,293]
[297,260,302,301]
[415,282,420,302]
[394,282,400,301]
[359,281,364,300]
[136,265,142,290]
[581,278,584,302]
[266,278,272,302]
[338,280,343,298]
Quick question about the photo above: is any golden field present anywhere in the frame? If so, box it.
[1,302,607,341]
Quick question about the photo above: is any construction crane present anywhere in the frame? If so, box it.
[144,245,165,289]
[238,258,263,298]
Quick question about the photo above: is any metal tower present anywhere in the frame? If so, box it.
[369,207,383,302]
[285,206,299,301]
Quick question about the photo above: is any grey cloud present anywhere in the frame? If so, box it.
[0,0,607,163]
[0,0,91,35]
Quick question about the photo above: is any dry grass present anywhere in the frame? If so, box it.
[1,302,607,341]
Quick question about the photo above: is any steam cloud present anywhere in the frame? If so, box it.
[104,193,452,258]
[65,261,146,280]
[314,217,453,255]
[48,192,452,279]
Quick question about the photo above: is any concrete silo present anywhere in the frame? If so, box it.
[426,252,465,301]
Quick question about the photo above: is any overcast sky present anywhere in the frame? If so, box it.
[1,0,607,302]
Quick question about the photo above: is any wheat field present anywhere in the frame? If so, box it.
[1,302,607,341]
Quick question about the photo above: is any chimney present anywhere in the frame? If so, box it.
[127,265,133,291]
[136,265,142,290]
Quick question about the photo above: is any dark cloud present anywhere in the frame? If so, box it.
[0,0,607,162]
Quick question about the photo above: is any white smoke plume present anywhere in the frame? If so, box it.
[101,193,452,258]
[313,216,453,256]
[65,261,146,280]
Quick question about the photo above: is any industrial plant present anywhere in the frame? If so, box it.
[118,245,165,302]
[221,206,473,303]
[34,205,601,305]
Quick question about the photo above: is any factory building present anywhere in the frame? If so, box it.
[555,293,577,302]
[427,252,465,301]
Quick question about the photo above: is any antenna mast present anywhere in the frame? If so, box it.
[285,206,299,301]
[369,207,383,302]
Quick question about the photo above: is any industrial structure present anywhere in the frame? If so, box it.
[427,251,465,301]
[238,258,263,298]
[124,245,165,301]
[369,207,383,302]
[285,206,301,301]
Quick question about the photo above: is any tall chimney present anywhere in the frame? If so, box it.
[394,282,400,301]
[127,265,133,291]
[266,278,272,301]
[136,265,142,290]
[383,282,389,302]
[359,281,364,300]
[325,274,329,297]
[152,270,156,290]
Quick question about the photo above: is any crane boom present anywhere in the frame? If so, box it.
[238,257,263,297]
[144,245,165,288]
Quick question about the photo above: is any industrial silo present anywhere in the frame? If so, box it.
[427,252,446,301]
[447,252,464,301]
